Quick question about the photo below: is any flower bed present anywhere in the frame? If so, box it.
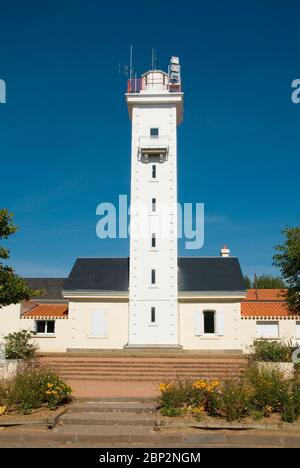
[0,360,72,415]
[158,365,300,423]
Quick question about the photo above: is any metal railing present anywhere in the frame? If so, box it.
[127,79,182,94]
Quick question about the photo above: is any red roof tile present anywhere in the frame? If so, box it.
[244,289,286,301]
[22,304,68,319]
[241,302,300,319]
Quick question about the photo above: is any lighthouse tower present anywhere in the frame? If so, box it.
[126,58,183,346]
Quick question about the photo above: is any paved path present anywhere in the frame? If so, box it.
[69,380,159,398]
[0,427,300,447]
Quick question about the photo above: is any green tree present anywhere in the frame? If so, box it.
[0,209,43,307]
[244,274,285,289]
[244,275,252,289]
[273,226,300,314]
[254,274,285,289]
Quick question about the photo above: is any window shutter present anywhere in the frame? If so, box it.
[194,309,202,336]
[91,309,107,337]
[216,310,225,336]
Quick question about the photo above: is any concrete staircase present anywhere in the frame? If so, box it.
[54,399,160,443]
[42,355,247,382]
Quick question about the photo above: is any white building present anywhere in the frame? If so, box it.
[1,58,300,353]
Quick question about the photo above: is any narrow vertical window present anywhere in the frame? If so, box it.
[151,269,156,285]
[151,233,156,248]
[152,164,156,179]
[151,307,156,323]
[203,310,215,334]
[152,198,156,212]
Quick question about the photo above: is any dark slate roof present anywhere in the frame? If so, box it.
[178,257,245,292]
[25,278,66,302]
[62,257,245,293]
[63,258,129,292]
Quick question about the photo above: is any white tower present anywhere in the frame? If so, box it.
[126,58,184,346]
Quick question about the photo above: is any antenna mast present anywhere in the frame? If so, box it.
[129,44,133,80]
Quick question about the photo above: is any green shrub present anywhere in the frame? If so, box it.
[5,360,71,413]
[4,330,38,360]
[282,383,300,423]
[250,339,294,363]
[160,407,184,417]
[209,379,252,422]
[158,379,220,416]
[244,364,290,413]
[159,380,206,413]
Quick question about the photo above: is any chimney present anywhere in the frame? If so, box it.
[220,245,230,257]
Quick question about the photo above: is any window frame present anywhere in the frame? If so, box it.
[35,320,55,335]
[152,198,156,212]
[203,310,216,335]
[151,269,156,285]
[150,127,159,138]
[152,164,157,179]
[151,233,156,248]
[151,307,156,323]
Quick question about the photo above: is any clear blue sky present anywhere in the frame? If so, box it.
[0,0,299,278]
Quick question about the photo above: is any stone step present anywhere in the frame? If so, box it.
[48,363,245,370]
[62,375,240,382]
[59,371,242,378]
[60,411,156,427]
[67,401,157,414]
[44,358,247,365]
[53,424,161,443]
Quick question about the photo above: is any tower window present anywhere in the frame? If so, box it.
[151,269,156,285]
[151,233,156,248]
[152,198,156,212]
[152,164,156,179]
[150,128,159,137]
[151,307,156,323]
[203,310,215,334]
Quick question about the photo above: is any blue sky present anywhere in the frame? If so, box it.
[0,0,299,278]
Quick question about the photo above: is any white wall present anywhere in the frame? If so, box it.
[240,318,300,352]
[0,304,69,353]
[179,301,242,350]
[67,300,129,350]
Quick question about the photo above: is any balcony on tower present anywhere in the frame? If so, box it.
[138,135,169,162]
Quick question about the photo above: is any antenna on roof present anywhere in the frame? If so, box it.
[129,44,133,80]
[151,47,158,70]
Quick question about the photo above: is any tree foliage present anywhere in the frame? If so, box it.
[273,226,300,314]
[0,209,43,307]
[244,274,285,289]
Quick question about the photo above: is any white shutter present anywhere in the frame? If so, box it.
[216,310,225,336]
[256,321,279,338]
[194,309,202,336]
[91,309,107,337]
[296,322,300,339]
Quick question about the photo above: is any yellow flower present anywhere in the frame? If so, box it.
[265,405,273,415]
[193,380,207,390]
[191,405,205,415]
[0,406,7,416]
[211,380,220,388]
[159,383,173,392]
[47,383,53,388]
